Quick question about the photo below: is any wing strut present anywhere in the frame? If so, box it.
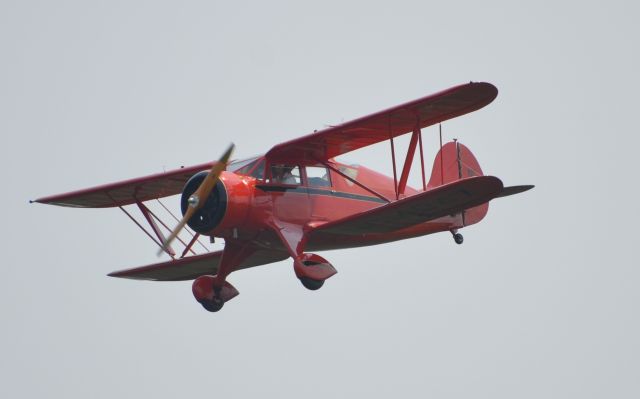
[136,201,176,257]
[321,162,391,203]
[115,198,208,258]
[398,127,420,195]
[388,117,399,199]
[392,116,429,196]
[181,233,202,258]
[439,124,445,185]
[137,201,200,257]
[118,205,172,257]
[155,199,209,254]
[418,126,427,191]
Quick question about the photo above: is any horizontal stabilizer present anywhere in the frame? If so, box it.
[33,162,217,208]
[310,176,504,236]
[109,247,288,281]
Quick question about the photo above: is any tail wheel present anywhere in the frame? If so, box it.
[453,233,464,245]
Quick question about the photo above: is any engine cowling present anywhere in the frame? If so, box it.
[181,171,252,236]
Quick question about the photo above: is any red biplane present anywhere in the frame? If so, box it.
[33,82,532,312]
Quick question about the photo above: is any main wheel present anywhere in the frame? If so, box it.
[300,276,324,291]
[201,297,224,312]
[453,233,464,245]
[299,259,326,291]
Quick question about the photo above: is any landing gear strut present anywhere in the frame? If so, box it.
[451,230,464,245]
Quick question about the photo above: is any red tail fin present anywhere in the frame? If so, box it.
[428,141,488,226]
[428,141,483,188]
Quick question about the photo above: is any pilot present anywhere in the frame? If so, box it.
[273,166,297,184]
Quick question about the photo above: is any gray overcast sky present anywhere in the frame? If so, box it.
[2,1,639,398]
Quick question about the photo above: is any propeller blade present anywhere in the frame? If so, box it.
[191,144,234,211]
[157,143,235,256]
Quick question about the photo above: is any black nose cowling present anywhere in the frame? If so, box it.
[181,171,228,234]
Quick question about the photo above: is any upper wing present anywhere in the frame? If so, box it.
[309,176,504,236]
[266,82,497,161]
[33,162,216,208]
[108,247,289,281]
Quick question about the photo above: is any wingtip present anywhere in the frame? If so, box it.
[107,270,119,278]
[520,184,535,192]
[495,184,535,199]
[107,270,127,278]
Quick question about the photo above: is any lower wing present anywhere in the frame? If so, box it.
[108,247,288,281]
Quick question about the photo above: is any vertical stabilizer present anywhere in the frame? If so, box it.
[428,141,484,188]
[428,141,488,226]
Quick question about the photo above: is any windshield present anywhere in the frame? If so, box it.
[228,156,261,172]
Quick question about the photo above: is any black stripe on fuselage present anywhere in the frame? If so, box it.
[255,185,387,204]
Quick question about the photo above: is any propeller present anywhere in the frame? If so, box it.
[158,143,235,256]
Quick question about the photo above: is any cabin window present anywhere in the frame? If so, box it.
[270,164,301,185]
[339,165,358,186]
[305,166,331,187]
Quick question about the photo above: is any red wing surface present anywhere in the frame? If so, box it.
[108,247,289,281]
[34,162,217,208]
[309,176,504,236]
[266,82,497,161]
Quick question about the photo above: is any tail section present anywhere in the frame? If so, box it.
[427,141,488,227]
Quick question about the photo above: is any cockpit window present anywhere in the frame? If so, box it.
[269,164,301,185]
[306,166,331,187]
